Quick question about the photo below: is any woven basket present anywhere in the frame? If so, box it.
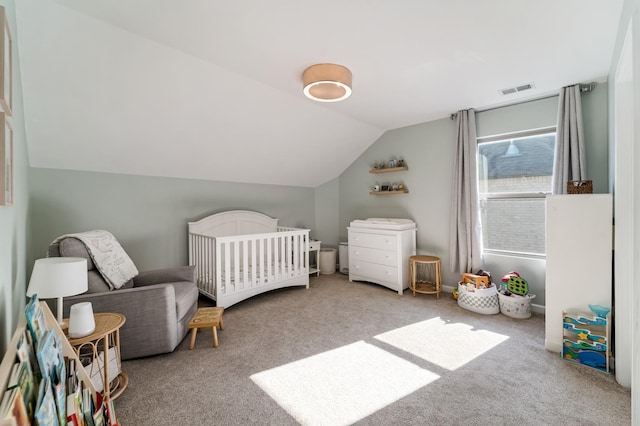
[498,293,536,319]
[567,180,592,194]
[457,282,499,315]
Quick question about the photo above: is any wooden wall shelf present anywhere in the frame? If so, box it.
[369,166,408,174]
[369,190,408,195]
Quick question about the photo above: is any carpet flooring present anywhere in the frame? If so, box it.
[115,273,631,425]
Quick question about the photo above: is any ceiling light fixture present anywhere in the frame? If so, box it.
[303,63,352,102]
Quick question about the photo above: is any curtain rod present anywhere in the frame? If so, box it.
[450,82,596,120]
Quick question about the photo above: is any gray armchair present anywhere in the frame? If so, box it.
[48,237,199,360]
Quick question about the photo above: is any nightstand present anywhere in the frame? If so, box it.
[308,240,321,276]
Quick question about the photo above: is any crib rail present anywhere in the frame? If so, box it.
[188,228,310,307]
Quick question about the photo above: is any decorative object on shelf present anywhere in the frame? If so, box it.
[389,159,396,168]
[373,162,379,169]
[397,159,405,167]
[26,257,88,325]
[68,302,96,338]
[373,185,380,192]
[567,180,593,194]
[0,112,12,206]
[381,185,389,191]
[302,63,352,102]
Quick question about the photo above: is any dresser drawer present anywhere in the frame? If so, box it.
[349,246,397,267]
[349,232,398,250]
[349,260,398,284]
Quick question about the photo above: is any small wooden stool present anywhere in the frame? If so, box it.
[409,255,443,298]
[188,307,225,350]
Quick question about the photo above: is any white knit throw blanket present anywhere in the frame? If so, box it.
[52,230,138,290]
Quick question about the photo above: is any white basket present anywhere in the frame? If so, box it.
[457,282,499,315]
[498,293,536,319]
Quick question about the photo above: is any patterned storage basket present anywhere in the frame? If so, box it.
[457,282,499,315]
[498,293,536,319]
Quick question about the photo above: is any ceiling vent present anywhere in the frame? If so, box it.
[500,82,535,96]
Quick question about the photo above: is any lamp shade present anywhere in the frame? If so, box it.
[27,257,88,324]
[27,257,88,299]
[303,63,352,102]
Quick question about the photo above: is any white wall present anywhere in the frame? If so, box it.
[607,0,640,398]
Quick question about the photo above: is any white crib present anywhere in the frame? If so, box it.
[188,210,310,308]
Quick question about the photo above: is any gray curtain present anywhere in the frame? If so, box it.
[552,85,587,194]
[449,109,482,273]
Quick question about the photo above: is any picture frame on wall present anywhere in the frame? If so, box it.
[0,112,13,206]
[0,6,12,116]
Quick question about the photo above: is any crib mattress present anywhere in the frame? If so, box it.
[349,218,416,231]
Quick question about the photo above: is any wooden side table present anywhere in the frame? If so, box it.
[409,255,443,298]
[66,313,128,402]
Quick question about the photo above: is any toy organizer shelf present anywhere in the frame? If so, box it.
[562,311,609,373]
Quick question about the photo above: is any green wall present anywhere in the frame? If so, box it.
[0,0,29,355]
[28,169,315,272]
[333,84,610,307]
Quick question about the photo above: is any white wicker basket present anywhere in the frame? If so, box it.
[498,293,536,319]
[457,282,499,315]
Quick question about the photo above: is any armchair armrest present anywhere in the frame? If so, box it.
[63,285,179,360]
[134,265,196,287]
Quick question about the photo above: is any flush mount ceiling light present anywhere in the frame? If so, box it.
[303,63,352,102]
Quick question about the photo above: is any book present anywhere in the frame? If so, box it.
[82,387,94,426]
[25,295,46,348]
[33,377,58,426]
[6,361,35,419]
[91,393,104,426]
[15,329,39,376]
[51,365,66,426]
[0,387,29,426]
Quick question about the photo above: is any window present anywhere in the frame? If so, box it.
[477,128,556,256]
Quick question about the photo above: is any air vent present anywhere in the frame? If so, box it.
[500,82,535,96]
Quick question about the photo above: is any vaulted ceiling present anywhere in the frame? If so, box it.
[15,1,624,187]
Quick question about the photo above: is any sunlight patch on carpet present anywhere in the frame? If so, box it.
[250,341,439,425]
[374,317,509,370]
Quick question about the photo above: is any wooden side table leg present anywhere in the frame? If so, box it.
[410,260,416,296]
[436,260,442,299]
[189,328,197,350]
[219,317,224,330]
[212,326,219,348]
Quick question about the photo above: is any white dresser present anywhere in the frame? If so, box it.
[348,219,417,294]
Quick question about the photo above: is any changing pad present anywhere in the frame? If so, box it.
[349,218,416,230]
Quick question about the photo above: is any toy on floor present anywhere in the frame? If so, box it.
[501,271,529,296]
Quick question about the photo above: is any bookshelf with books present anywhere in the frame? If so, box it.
[0,298,119,425]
